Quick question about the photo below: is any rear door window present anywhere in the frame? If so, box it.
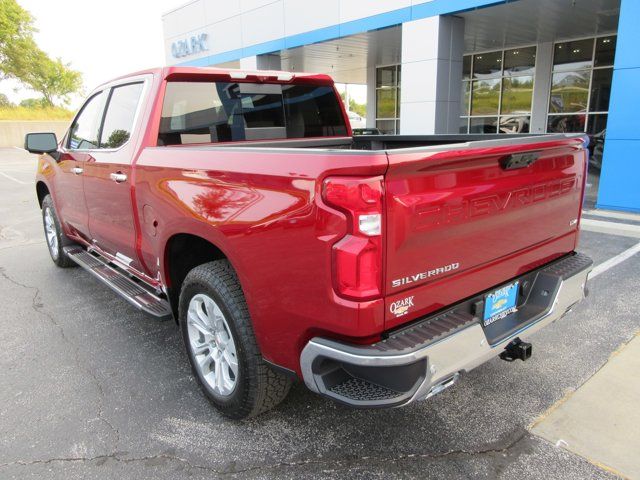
[159,81,347,145]
[100,82,144,149]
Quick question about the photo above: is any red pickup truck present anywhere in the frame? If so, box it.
[25,67,592,419]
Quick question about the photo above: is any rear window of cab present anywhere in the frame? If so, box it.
[158,81,348,145]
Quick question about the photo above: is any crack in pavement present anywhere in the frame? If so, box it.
[0,263,534,477]
[0,430,530,475]
[0,266,121,452]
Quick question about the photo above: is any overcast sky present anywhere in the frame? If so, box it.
[1,0,180,108]
[1,0,368,109]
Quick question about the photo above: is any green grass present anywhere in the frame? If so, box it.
[0,106,74,121]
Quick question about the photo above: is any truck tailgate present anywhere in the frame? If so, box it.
[384,135,587,329]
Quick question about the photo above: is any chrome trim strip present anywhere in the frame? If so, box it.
[62,74,152,153]
[148,134,585,155]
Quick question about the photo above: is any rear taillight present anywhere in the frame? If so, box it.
[322,176,383,300]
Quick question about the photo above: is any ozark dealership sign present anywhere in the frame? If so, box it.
[171,33,208,58]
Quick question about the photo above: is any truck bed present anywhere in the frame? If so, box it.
[142,132,588,333]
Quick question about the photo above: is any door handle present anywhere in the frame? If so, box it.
[72,167,83,175]
[110,172,127,183]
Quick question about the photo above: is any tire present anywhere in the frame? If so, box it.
[41,194,76,268]
[179,260,291,419]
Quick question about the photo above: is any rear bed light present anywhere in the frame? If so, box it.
[322,176,384,300]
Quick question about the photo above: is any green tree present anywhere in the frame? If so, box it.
[0,0,82,106]
[19,97,47,108]
[103,129,130,149]
[0,92,13,107]
[339,90,367,117]
[348,98,366,118]
[0,0,34,79]
[19,51,82,106]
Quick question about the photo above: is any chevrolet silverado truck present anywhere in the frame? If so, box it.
[25,67,593,419]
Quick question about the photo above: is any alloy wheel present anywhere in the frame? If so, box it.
[44,207,59,260]
[186,293,239,396]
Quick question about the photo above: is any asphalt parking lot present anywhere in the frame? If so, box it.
[1,147,639,479]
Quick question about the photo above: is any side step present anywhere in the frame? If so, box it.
[63,246,172,319]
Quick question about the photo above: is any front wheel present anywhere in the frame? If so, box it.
[41,194,75,268]
[179,260,291,419]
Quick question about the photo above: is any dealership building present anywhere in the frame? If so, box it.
[162,0,638,213]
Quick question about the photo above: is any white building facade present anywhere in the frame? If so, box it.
[162,0,640,214]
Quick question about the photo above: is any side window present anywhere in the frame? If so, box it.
[100,82,144,148]
[68,91,107,149]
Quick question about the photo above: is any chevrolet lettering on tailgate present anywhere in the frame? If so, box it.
[416,177,577,229]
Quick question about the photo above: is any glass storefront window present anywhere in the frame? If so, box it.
[548,34,616,140]
[376,89,396,118]
[499,116,530,134]
[587,113,608,134]
[547,114,586,133]
[504,47,536,76]
[376,119,396,135]
[553,39,594,71]
[376,66,396,87]
[595,36,616,67]
[560,33,619,210]
[461,81,471,115]
[473,51,502,78]
[549,70,590,113]
[375,65,400,134]
[471,78,500,115]
[461,45,535,134]
[469,117,498,133]
[590,68,613,112]
[461,35,614,153]
[501,76,534,114]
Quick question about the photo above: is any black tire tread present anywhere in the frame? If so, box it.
[180,260,291,419]
[42,194,76,268]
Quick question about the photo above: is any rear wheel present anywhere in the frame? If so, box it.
[41,194,75,268]
[187,293,239,397]
[179,260,291,419]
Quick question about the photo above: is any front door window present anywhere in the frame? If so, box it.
[68,91,107,150]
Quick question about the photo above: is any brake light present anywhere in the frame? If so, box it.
[322,176,383,300]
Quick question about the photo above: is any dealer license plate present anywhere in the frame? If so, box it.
[483,281,519,327]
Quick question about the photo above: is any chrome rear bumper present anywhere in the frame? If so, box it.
[300,252,592,408]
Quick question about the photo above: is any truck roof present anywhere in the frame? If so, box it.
[95,66,334,90]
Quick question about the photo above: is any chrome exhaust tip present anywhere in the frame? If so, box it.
[424,372,460,400]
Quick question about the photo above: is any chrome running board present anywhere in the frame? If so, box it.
[63,246,172,319]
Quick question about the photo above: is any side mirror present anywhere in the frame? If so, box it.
[25,132,58,155]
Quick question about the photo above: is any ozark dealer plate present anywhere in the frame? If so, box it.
[483,281,519,327]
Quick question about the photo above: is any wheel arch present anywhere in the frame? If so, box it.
[163,233,232,322]
[36,181,50,208]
